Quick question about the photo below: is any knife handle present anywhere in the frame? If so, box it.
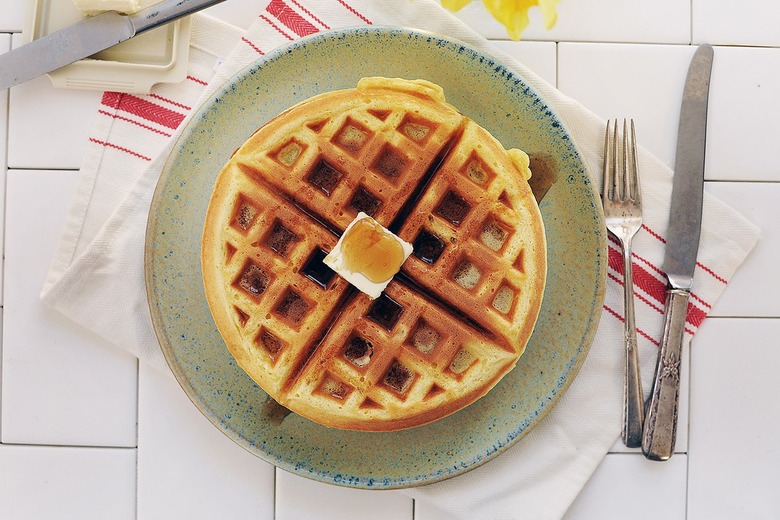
[129,0,227,34]
[642,288,689,461]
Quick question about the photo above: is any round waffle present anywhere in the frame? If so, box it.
[201,77,546,431]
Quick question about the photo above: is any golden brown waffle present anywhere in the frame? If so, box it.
[202,78,546,431]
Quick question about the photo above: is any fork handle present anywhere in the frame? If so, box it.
[621,245,645,448]
[642,288,689,460]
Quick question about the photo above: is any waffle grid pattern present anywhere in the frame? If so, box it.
[203,79,545,429]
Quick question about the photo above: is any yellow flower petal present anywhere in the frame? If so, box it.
[441,0,474,11]
[445,0,560,40]
[483,0,534,41]
[539,0,559,29]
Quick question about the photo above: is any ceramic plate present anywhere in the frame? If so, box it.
[145,27,606,489]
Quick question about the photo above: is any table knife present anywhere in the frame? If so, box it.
[642,43,714,461]
[0,0,227,91]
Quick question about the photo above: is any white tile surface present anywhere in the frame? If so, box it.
[450,0,690,43]
[137,364,275,518]
[688,318,780,519]
[706,46,780,182]
[0,2,777,519]
[565,453,688,519]
[415,500,457,520]
[7,34,100,170]
[706,182,779,317]
[276,470,413,520]
[0,35,8,295]
[559,43,697,171]
[2,169,138,447]
[489,40,557,86]
[694,0,780,47]
[0,0,27,33]
[0,444,136,520]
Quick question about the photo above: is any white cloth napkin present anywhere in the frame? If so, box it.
[41,1,760,519]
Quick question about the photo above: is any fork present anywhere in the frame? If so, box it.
[602,119,645,448]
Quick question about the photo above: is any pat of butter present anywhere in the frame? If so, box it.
[324,213,413,300]
[72,0,160,15]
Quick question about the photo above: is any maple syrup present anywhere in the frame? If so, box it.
[341,217,406,283]
[323,213,413,299]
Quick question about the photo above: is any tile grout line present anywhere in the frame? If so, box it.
[690,0,694,45]
[273,466,278,520]
[4,167,80,172]
[134,358,140,520]
[0,308,3,444]
[684,310,695,519]
[0,54,9,443]
[0,441,137,450]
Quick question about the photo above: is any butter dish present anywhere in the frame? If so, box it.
[26,0,191,93]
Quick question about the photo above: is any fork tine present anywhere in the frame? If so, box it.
[628,119,641,203]
[610,119,626,200]
[613,119,622,200]
[602,119,613,203]
[622,119,629,200]
[604,119,639,203]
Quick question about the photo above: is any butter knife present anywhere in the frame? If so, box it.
[0,0,227,91]
[642,44,714,461]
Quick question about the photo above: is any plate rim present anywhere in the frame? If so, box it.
[145,25,607,490]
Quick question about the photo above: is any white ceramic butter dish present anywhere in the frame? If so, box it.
[26,0,191,93]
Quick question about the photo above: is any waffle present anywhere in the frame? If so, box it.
[201,77,546,431]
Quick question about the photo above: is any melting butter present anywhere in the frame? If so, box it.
[324,213,412,299]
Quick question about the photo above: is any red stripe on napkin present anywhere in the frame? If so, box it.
[607,244,707,332]
[290,0,329,29]
[691,291,712,310]
[635,253,665,279]
[642,223,665,243]
[241,36,265,55]
[88,138,152,161]
[267,0,319,37]
[97,109,172,137]
[632,263,668,308]
[606,245,666,300]
[608,272,665,315]
[642,223,727,286]
[101,92,185,130]
[148,93,191,112]
[337,0,372,24]
[686,301,706,328]
[260,14,295,40]
[697,262,727,284]
[187,75,209,86]
[605,244,663,309]
[603,304,660,346]
[609,233,716,309]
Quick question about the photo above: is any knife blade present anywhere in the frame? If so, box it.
[0,0,227,91]
[642,43,714,461]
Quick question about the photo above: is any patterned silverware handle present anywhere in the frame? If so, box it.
[622,243,644,448]
[642,288,689,460]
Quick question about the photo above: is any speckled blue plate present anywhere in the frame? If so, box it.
[145,27,606,489]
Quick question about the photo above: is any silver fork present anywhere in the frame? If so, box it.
[602,119,645,448]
